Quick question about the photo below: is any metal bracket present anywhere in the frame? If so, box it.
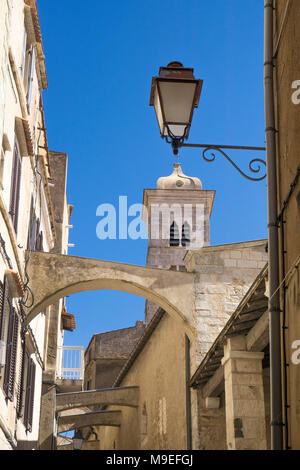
[164,126,267,182]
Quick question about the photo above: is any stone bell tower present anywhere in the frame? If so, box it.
[143,163,215,324]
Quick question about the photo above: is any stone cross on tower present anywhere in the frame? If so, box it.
[142,163,215,324]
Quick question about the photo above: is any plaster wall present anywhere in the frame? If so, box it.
[100,314,192,450]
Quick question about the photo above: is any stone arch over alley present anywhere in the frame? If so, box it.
[24,251,196,331]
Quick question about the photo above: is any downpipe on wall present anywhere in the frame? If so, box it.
[264,0,283,450]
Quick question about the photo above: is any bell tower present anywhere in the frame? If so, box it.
[143,163,215,324]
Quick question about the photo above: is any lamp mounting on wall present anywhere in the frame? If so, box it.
[150,62,266,182]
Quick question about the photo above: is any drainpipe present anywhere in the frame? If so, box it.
[264,0,283,450]
[185,335,192,450]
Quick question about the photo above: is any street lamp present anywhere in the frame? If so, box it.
[150,62,267,182]
[73,429,83,450]
[150,61,203,154]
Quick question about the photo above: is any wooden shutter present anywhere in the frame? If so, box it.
[0,276,9,342]
[17,339,26,418]
[24,357,36,432]
[35,219,40,250]
[9,140,22,234]
[3,307,19,401]
[36,231,43,252]
[21,28,27,78]
[27,46,35,111]
[27,198,37,251]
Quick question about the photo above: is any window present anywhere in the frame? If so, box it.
[170,221,191,248]
[9,138,22,234]
[3,306,19,401]
[0,134,12,190]
[27,199,44,252]
[170,222,180,247]
[0,277,9,356]
[23,355,36,432]
[181,222,191,247]
[16,337,36,433]
[17,337,26,418]
[0,276,20,403]
[21,26,36,112]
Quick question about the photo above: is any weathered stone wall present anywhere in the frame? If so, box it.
[197,393,226,450]
[145,247,187,323]
[186,240,268,365]
[84,322,145,390]
[143,185,214,324]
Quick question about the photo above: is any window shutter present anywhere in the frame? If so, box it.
[27,198,37,251]
[35,219,40,251]
[26,47,35,111]
[21,29,27,78]
[36,231,43,252]
[24,357,36,432]
[0,276,9,341]
[3,307,19,401]
[17,339,26,418]
[9,140,22,234]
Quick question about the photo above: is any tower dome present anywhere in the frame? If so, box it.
[156,163,202,190]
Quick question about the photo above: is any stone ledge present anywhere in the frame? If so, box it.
[222,351,264,366]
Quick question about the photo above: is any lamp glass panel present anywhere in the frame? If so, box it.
[73,438,83,450]
[159,81,196,126]
[164,124,187,138]
[153,85,164,136]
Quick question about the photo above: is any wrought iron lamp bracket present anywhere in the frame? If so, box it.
[164,127,267,182]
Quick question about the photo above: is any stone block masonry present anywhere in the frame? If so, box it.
[185,240,268,365]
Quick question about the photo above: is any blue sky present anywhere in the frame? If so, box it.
[38,0,267,349]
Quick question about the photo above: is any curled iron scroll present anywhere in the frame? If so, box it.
[202,146,267,181]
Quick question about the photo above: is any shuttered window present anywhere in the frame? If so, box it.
[26,46,35,112]
[36,231,43,251]
[0,277,9,342]
[17,338,26,418]
[27,200,44,252]
[21,28,27,78]
[0,279,8,369]
[9,138,22,234]
[24,356,36,433]
[3,307,19,401]
[27,198,37,251]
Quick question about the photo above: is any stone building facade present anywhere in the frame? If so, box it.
[82,164,268,450]
[191,266,270,450]
[0,0,72,450]
[272,0,300,450]
[84,321,145,391]
[143,163,215,324]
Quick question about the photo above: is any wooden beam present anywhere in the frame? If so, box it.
[246,310,269,352]
[202,366,224,398]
